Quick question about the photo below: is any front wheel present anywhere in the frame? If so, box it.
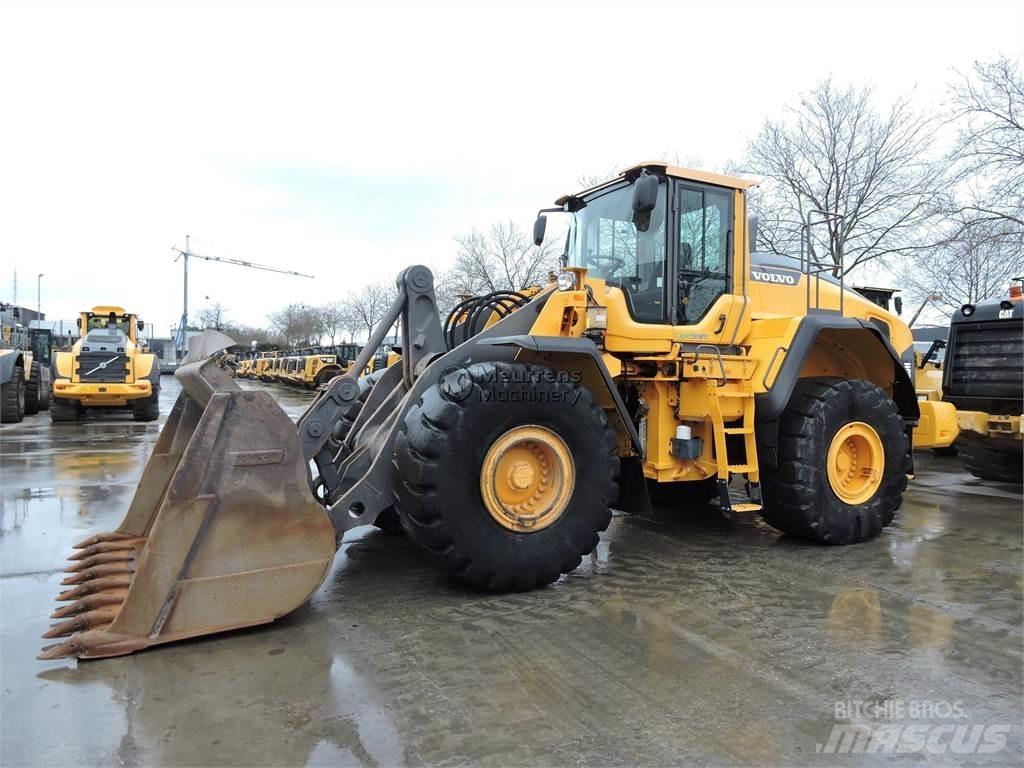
[394,362,619,592]
[760,378,907,544]
[132,385,160,422]
[1,364,26,423]
[25,361,49,414]
[959,435,1023,484]
[50,397,79,423]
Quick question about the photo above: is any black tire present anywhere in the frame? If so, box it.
[760,377,907,544]
[25,360,48,414]
[1,364,26,423]
[647,476,718,507]
[50,397,80,423]
[394,361,620,592]
[960,435,1023,484]
[314,366,343,389]
[132,384,160,422]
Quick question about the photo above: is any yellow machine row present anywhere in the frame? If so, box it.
[235,345,360,389]
[40,162,961,661]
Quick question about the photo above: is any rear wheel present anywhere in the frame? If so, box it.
[132,385,160,422]
[25,361,49,414]
[960,435,1023,484]
[394,362,619,591]
[50,397,80,422]
[1,364,26,423]
[760,377,907,544]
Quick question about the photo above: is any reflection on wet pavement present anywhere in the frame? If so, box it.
[1,376,1021,766]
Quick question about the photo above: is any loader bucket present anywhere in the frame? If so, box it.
[39,354,336,660]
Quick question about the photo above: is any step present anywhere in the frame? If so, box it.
[728,502,762,513]
[723,427,753,435]
[726,464,757,473]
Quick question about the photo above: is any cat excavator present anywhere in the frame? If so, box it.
[39,163,957,660]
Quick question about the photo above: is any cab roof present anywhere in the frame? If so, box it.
[87,306,130,315]
[557,161,759,205]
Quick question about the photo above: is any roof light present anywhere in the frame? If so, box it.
[961,304,976,317]
[1010,283,1022,301]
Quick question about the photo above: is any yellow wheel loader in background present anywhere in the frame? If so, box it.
[39,163,958,661]
[50,307,160,423]
[943,280,1023,482]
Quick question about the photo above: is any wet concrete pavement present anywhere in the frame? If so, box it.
[1,376,1021,767]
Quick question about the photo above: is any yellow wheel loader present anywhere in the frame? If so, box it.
[39,163,958,661]
[235,358,254,378]
[292,352,346,389]
[943,281,1023,482]
[50,307,159,423]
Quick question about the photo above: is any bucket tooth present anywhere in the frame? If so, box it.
[42,610,117,639]
[60,563,135,586]
[72,532,136,550]
[64,552,137,573]
[57,576,133,601]
[38,630,150,661]
[68,538,146,561]
[51,589,128,618]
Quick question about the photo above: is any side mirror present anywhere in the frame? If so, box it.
[632,174,659,214]
[138,320,145,331]
[893,297,903,315]
[533,215,547,246]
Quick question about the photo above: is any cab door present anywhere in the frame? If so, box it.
[669,181,744,345]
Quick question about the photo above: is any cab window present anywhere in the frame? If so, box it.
[566,180,669,322]
[676,185,732,325]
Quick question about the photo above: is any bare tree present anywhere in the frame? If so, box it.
[899,218,1024,315]
[268,304,319,347]
[743,79,944,275]
[196,302,228,330]
[318,302,347,345]
[945,56,1024,247]
[343,281,396,342]
[448,221,558,293]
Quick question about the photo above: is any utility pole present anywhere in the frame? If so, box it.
[174,234,191,356]
[37,273,44,328]
[171,236,314,358]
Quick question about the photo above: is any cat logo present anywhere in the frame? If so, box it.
[750,266,798,286]
[999,309,1014,319]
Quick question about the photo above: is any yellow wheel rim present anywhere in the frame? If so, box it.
[480,425,575,533]
[827,421,885,505]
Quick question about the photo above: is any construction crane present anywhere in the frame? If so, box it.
[172,235,314,356]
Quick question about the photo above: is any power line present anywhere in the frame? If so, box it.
[171,235,314,355]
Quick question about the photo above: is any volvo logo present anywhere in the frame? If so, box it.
[750,267,798,286]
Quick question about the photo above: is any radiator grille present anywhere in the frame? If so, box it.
[76,352,128,383]
[946,319,1023,404]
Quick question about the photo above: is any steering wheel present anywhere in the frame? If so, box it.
[589,255,626,275]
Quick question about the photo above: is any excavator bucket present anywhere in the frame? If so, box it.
[39,345,336,660]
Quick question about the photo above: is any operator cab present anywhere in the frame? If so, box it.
[537,162,755,327]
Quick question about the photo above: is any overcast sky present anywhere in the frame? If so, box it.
[2,0,1021,336]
